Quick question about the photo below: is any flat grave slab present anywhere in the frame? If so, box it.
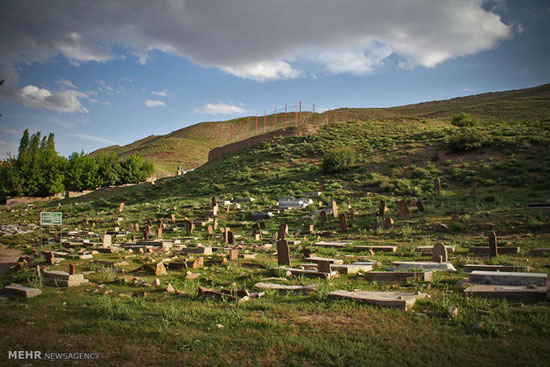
[417,245,455,254]
[328,290,426,311]
[296,263,319,270]
[331,264,373,274]
[287,268,338,279]
[392,261,457,272]
[306,257,344,265]
[354,245,397,253]
[469,271,547,287]
[180,247,213,255]
[363,271,433,282]
[43,270,89,287]
[2,284,42,298]
[468,246,520,255]
[464,264,531,272]
[464,284,548,299]
[312,241,350,248]
[254,282,316,293]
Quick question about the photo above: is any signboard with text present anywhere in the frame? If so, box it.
[40,212,62,226]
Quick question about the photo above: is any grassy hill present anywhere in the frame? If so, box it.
[1,86,550,365]
[91,83,550,177]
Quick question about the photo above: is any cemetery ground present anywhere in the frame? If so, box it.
[1,118,550,366]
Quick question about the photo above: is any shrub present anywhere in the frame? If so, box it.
[451,112,477,127]
[447,129,491,153]
[321,147,356,174]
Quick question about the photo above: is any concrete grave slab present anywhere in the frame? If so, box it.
[392,261,456,272]
[469,271,547,287]
[329,290,426,311]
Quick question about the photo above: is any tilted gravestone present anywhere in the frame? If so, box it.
[276,240,291,266]
[489,231,498,258]
[339,213,348,231]
[320,210,328,224]
[331,201,339,218]
[396,199,411,218]
[432,243,448,263]
[434,177,442,195]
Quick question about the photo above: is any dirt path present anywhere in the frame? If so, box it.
[0,244,25,274]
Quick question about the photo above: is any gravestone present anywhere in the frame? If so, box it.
[434,177,442,195]
[277,240,291,266]
[432,242,448,263]
[416,200,425,212]
[102,234,112,247]
[396,200,411,218]
[378,200,386,216]
[155,263,167,276]
[212,205,218,217]
[213,218,218,230]
[211,196,217,208]
[254,232,262,241]
[489,231,498,257]
[320,210,328,224]
[69,264,76,275]
[171,214,176,223]
[118,202,124,213]
[471,178,477,197]
[147,219,153,227]
[349,206,356,221]
[184,220,194,235]
[317,260,331,273]
[193,257,204,269]
[278,223,288,240]
[302,248,312,258]
[223,228,230,243]
[227,230,234,244]
[252,223,260,231]
[331,201,339,218]
[383,217,394,229]
[229,249,239,261]
[157,227,162,239]
[134,223,140,232]
[309,224,315,233]
[339,213,348,231]
[207,225,214,238]
[143,230,149,240]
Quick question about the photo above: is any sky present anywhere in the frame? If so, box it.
[0,0,549,159]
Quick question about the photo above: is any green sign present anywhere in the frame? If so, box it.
[40,212,62,226]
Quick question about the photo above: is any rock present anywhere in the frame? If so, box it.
[447,305,459,317]
[153,278,161,286]
[166,283,176,293]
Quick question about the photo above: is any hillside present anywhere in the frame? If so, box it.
[91,83,550,177]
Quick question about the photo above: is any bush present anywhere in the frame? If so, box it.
[447,129,491,153]
[451,112,477,127]
[321,147,356,174]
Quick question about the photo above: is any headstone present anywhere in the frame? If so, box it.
[489,231,498,258]
[378,200,386,216]
[184,220,194,235]
[432,243,448,263]
[434,177,441,195]
[317,260,331,273]
[118,202,124,213]
[192,257,204,269]
[320,210,328,223]
[349,206,355,221]
[155,263,167,276]
[229,249,239,260]
[277,240,291,266]
[471,178,477,197]
[143,230,149,240]
[331,201,339,218]
[211,196,217,208]
[416,200,425,212]
[252,223,260,231]
[383,217,394,229]
[213,218,218,230]
[157,227,162,239]
[278,223,288,240]
[134,223,140,232]
[396,199,411,218]
[69,264,76,275]
[207,225,214,237]
[171,214,176,223]
[339,213,348,231]
[223,228,230,243]
[212,205,218,217]
[147,219,153,227]
[227,230,234,244]
[102,234,112,247]
[309,224,315,233]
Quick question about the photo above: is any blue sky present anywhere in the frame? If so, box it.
[0,0,549,158]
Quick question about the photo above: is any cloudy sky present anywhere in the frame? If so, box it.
[0,0,549,158]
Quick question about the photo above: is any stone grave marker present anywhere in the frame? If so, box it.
[317,260,331,273]
[229,249,239,260]
[378,200,386,216]
[432,242,448,263]
[213,218,218,230]
[211,196,217,208]
[143,230,149,240]
[157,227,163,239]
[383,217,394,229]
[339,213,348,231]
[331,200,339,218]
[223,228,230,243]
[134,223,140,232]
[302,248,312,258]
[193,257,204,269]
[349,206,356,221]
[171,213,176,223]
[471,178,477,197]
[278,223,288,240]
[118,202,124,213]
[434,177,442,195]
[309,224,315,233]
[212,205,218,217]
[103,234,112,247]
[416,200,425,212]
[184,220,195,235]
[155,263,167,276]
[277,240,291,266]
[320,210,328,223]
[69,264,76,275]
[207,225,214,238]
[396,199,411,218]
[489,231,498,257]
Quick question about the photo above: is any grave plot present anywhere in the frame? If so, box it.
[464,271,548,299]
[329,290,427,311]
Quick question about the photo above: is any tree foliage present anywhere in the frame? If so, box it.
[0,129,154,199]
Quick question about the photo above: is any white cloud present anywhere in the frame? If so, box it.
[195,103,245,115]
[145,100,166,108]
[19,85,89,113]
[55,79,77,89]
[152,91,167,96]
[0,0,512,83]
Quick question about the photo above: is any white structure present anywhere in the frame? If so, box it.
[278,197,313,209]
